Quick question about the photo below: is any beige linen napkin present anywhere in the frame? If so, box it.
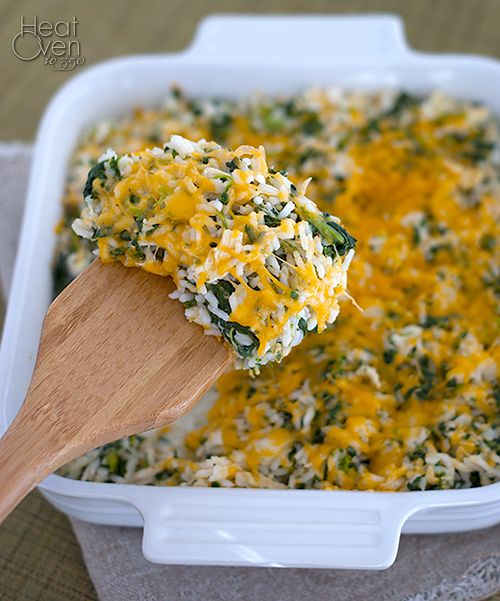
[1,143,499,601]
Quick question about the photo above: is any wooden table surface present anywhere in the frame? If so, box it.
[0,0,499,599]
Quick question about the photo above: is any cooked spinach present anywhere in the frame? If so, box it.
[207,280,235,314]
[209,113,233,142]
[83,161,107,199]
[216,317,260,358]
[407,476,424,491]
[297,208,356,256]
[263,213,282,228]
[83,156,121,199]
[383,348,396,364]
[205,284,260,358]
[384,92,420,118]
[301,111,323,136]
[298,318,308,334]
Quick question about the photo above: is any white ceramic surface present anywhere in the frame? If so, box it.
[0,14,499,569]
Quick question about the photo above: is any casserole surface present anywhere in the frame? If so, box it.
[59,86,499,494]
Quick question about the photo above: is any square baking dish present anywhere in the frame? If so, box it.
[0,14,499,570]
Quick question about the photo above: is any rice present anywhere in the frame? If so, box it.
[72,136,356,370]
[56,87,499,492]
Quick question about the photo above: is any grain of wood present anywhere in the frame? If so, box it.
[0,260,231,522]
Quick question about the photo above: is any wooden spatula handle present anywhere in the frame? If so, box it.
[0,261,232,523]
[0,404,67,523]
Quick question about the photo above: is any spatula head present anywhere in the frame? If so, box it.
[26,260,232,457]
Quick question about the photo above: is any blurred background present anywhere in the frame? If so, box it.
[1,0,500,141]
[1,1,499,600]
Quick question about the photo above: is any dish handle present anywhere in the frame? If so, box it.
[184,14,411,64]
[126,487,420,569]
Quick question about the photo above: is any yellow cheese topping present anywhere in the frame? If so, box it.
[72,136,356,370]
[59,89,499,491]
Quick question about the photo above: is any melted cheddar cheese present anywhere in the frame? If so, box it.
[72,137,355,370]
[59,88,499,491]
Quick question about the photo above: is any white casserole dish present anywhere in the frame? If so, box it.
[0,14,499,570]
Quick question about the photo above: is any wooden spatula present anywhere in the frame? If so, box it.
[0,260,232,523]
